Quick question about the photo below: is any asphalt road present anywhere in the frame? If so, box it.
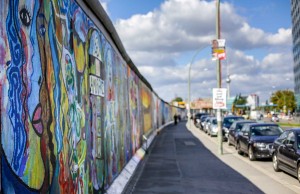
[123,121,300,194]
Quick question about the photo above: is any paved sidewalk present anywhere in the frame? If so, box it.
[123,121,271,194]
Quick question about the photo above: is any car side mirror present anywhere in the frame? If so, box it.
[286,144,294,149]
[243,132,249,136]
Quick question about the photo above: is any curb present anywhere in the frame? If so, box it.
[106,121,174,194]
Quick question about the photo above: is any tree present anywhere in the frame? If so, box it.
[270,90,296,113]
[172,97,183,102]
[232,93,247,114]
[233,93,247,105]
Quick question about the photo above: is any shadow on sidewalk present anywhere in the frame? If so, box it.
[124,121,263,194]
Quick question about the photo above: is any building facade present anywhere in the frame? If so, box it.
[292,0,300,110]
[191,98,213,114]
[247,94,259,110]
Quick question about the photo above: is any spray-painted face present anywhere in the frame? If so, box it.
[1,0,45,189]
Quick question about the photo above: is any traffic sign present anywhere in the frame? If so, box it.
[213,88,227,109]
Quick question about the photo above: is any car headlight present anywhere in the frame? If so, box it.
[253,142,266,148]
[196,119,200,122]
[212,126,218,132]
[223,127,229,133]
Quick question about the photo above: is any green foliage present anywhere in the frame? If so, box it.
[172,97,183,102]
[233,93,247,105]
[270,90,297,113]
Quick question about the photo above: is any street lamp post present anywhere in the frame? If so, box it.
[216,0,223,155]
[226,75,231,101]
[188,45,208,129]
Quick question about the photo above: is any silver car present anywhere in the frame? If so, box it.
[203,116,212,133]
[207,117,218,137]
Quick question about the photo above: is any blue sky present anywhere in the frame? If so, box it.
[233,1,291,31]
[107,0,292,33]
[100,0,294,103]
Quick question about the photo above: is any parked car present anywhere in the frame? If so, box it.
[270,128,300,181]
[236,123,283,161]
[199,115,210,130]
[203,116,212,133]
[207,117,218,137]
[271,114,279,122]
[222,116,245,141]
[194,112,209,126]
[227,120,257,148]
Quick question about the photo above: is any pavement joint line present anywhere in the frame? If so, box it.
[186,122,300,194]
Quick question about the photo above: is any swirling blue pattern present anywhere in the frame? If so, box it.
[6,0,27,174]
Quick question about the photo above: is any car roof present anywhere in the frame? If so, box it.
[224,116,244,118]
[233,120,256,124]
[245,123,279,127]
[285,128,300,132]
[196,113,209,115]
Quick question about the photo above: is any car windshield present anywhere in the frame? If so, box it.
[195,114,201,119]
[297,133,300,149]
[201,116,208,122]
[236,122,255,131]
[250,125,283,136]
[212,119,217,125]
[224,117,244,126]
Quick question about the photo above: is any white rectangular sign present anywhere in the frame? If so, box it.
[90,75,104,97]
[213,88,227,109]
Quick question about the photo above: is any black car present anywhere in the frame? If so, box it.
[227,120,257,148]
[270,128,300,181]
[222,116,244,141]
[236,123,283,161]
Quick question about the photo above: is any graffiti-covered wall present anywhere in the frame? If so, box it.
[0,0,183,193]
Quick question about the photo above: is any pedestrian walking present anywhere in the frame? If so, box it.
[174,114,178,125]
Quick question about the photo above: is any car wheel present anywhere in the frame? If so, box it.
[235,142,238,150]
[297,164,300,183]
[248,146,256,161]
[272,153,280,172]
[228,138,232,146]
[237,142,243,155]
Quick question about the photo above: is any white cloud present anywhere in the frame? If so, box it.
[99,0,109,14]
[266,28,292,45]
[261,52,293,74]
[110,0,293,103]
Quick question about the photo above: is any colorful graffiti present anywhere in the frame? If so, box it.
[0,0,183,193]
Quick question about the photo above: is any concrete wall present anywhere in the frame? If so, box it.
[0,0,183,193]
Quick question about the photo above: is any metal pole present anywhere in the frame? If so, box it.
[216,0,223,155]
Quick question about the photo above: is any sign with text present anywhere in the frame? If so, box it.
[90,74,104,97]
[213,88,227,109]
[211,39,226,61]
